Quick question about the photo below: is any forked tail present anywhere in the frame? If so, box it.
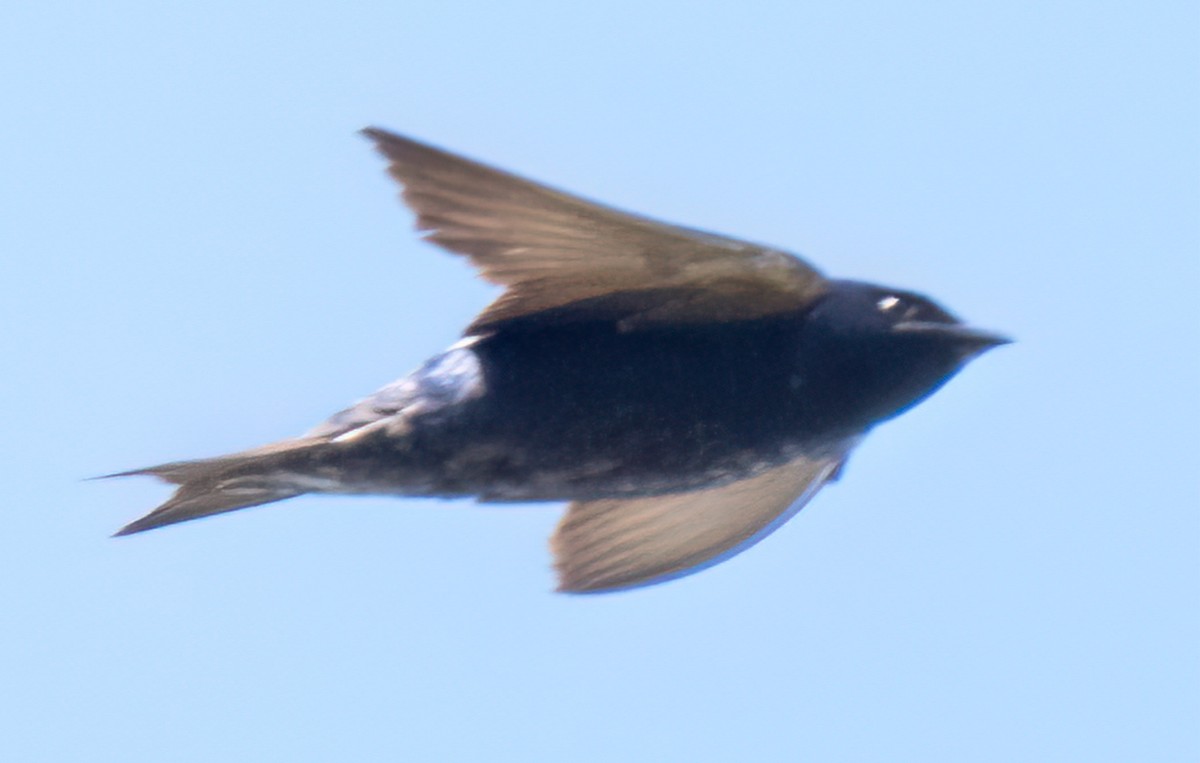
[105,440,329,536]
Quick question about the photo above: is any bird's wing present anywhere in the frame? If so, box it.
[550,454,844,593]
[362,128,828,333]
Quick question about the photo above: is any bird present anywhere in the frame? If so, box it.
[108,127,1008,593]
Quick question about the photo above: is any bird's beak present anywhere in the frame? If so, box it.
[892,321,1013,350]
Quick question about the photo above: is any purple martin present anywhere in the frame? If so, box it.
[110,128,1008,593]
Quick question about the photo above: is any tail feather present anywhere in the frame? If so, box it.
[112,483,301,536]
[107,440,326,536]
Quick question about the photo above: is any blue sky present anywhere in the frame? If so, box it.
[3,2,1196,760]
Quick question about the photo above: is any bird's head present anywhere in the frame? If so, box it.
[798,279,1010,428]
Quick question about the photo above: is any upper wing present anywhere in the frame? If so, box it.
[362,128,828,333]
[550,454,845,594]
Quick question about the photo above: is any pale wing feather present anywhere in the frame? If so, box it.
[551,455,843,593]
[362,128,828,332]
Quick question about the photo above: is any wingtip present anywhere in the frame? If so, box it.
[359,127,427,163]
[552,567,637,595]
[553,579,643,596]
[553,581,593,596]
[360,126,412,148]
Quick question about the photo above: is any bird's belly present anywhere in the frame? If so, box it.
[344,403,812,503]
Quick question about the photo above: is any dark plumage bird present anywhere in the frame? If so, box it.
[109,128,1008,593]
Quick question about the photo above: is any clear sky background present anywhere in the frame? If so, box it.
[3,2,1196,761]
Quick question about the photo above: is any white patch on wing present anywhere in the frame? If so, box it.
[273,473,346,492]
[447,334,483,351]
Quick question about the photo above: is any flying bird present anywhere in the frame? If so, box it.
[109,128,1008,593]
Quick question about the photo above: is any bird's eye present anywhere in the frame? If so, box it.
[876,295,902,312]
